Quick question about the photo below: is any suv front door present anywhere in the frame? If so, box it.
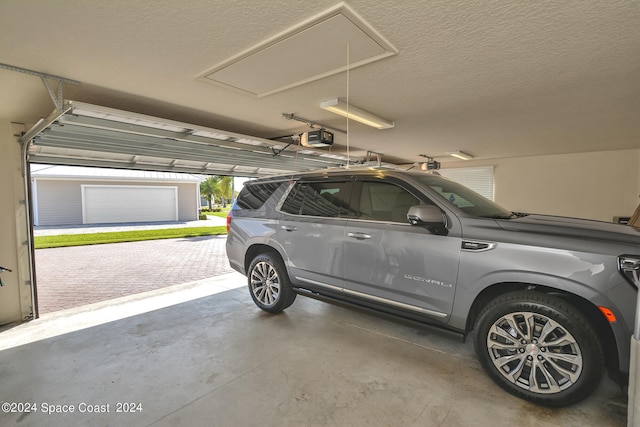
[342,179,461,321]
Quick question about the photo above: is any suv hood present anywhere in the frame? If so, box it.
[497,214,640,246]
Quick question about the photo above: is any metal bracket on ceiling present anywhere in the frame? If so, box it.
[41,76,65,111]
[282,113,345,135]
[282,113,319,129]
[0,62,80,111]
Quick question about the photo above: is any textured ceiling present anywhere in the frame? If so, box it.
[1,0,639,166]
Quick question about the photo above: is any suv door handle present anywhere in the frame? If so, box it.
[280,225,298,232]
[348,232,372,240]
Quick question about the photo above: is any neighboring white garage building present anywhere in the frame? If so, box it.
[31,164,201,226]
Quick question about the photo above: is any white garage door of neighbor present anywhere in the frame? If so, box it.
[82,185,179,224]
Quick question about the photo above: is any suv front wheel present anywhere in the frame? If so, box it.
[474,291,604,407]
[247,253,296,313]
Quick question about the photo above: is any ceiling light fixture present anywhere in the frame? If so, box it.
[320,98,394,130]
[449,151,474,160]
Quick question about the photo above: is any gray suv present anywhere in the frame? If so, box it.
[225,167,640,406]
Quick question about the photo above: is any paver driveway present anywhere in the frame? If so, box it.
[35,235,235,314]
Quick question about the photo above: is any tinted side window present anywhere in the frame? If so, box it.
[280,183,306,214]
[281,181,353,217]
[357,182,421,223]
[236,182,283,209]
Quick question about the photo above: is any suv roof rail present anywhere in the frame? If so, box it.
[336,162,409,171]
[256,163,416,179]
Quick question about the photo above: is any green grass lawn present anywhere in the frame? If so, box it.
[201,207,230,218]
[35,226,227,249]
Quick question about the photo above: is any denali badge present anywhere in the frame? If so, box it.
[403,274,453,288]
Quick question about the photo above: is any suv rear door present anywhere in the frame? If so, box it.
[342,178,461,320]
[277,178,354,292]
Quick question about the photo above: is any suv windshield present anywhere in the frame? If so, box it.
[413,174,515,219]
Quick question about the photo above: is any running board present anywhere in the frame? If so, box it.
[294,276,448,319]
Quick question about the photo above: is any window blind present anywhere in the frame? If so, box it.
[438,166,494,200]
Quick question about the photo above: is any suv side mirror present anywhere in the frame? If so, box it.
[407,205,448,235]
[407,205,445,226]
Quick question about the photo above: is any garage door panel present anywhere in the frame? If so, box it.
[82,185,178,224]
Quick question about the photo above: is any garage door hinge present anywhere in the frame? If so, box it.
[24,280,32,286]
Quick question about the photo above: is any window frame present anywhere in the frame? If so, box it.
[235,181,285,210]
[278,177,355,219]
[349,177,430,224]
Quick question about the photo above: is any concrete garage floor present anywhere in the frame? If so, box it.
[0,273,628,426]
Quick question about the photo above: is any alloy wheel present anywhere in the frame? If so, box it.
[486,311,582,393]
[250,261,281,307]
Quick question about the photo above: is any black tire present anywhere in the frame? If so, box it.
[473,291,603,407]
[247,253,296,313]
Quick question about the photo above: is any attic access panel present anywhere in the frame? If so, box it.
[198,3,397,97]
[22,101,350,177]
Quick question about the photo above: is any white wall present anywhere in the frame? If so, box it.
[444,149,640,222]
[0,121,33,325]
[34,180,198,226]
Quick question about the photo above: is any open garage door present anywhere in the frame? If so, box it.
[17,101,352,320]
[23,101,350,177]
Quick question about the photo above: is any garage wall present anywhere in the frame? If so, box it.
[177,182,198,222]
[444,149,640,222]
[36,180,83,225]
[0,121,33,325]
[35,180,198,226]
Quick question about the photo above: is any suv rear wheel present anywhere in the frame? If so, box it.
[247,253,296,313]
[474,291,603,407]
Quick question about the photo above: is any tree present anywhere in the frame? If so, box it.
[200,175,233,208]
[219,176,233,207]
[200,176,221,209]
